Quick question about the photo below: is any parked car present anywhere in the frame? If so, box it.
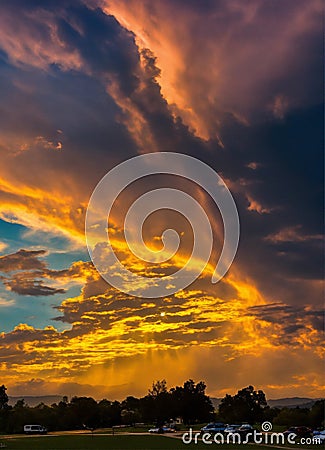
[313,429,325,436]
[162,426,176,433]
[201,423,226,434]
[283,426,298,437]
[24,425,47,434]
[239,424,254,431]
[284,426,312,438]
[224,424,241,434]
[148,427,163,433]
[148,425,175,433]
[313,430,325,444]
[226,424,255,441]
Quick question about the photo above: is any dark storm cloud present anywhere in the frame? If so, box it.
[91,0,323,310]
[0,249,47,272]
[0,249,89,297]
[127,77,324,308]
[247,303,324,343]
[0,0,141,208]
[3,273,66,296]
[0,0,321,308]
[55,3,140,96]
[249,303,325,325]
[106,0,322,133]
[206,104,324,305]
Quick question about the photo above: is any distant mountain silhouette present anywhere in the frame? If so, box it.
[9,395,63,407]
[211,397,321,410]
[267,397,321,409]
[9,395,322,409]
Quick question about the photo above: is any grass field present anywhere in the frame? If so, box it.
[0,434,323,450]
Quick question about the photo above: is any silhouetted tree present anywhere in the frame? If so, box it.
[219,385,267,423]
[309,400,325,428]
[170,380,214,424]
[70,396,99,429]
[139,379,213,424]
[148,380,167,397]
[121,396,141,425]
[0,385,8,410]
[14,399,25,409]
[262,406,280,423]
[141,380,171,424]
[97,399,121,427]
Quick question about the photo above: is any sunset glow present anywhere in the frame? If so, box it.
[0,0,323,402]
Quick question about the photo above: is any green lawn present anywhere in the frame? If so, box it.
[0,434,324,450]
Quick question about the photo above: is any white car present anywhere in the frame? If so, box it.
[148,425,175,433]
[148,427,161,433]
[24,424,47,434]
[224,424,240,433]
[238,424,254,431]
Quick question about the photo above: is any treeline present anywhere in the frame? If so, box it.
[0,382,323,434]
[216,385,324,429]
[261,402,325,429]
[0,380,214,433]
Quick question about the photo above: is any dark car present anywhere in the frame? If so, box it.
[201,422,226,434]
[283,426,298,437]
[233,424,255,441]
[284,426,312,438]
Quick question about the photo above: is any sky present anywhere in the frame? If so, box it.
[0,0,323,401]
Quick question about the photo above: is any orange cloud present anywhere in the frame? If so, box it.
[101,0,322,139]
[0,0,322,402]
[1,253,323,399]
